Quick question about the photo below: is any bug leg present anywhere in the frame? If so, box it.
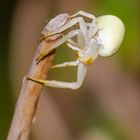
[65,37,80,50]
[43,16,88,40]
[88,19,98,38]
[71,11,98,38]
[66,38,77,46]
[66,41,81,51]
[28,63,87,89]
[70,63,87,89]
[51,61,78,68]
[39,12,93,42]
[36,29,82,63]
[71,10,96,20]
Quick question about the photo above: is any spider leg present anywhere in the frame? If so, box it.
[57,17,88,36]
[51,61,78,69]
[41,16,88,40]
[66,41,81,51]
[36,29,82,63]
[64,37,79,50]
[71,10,96,20]
[88,19,98,38]
[28,63,87,89]
[66,38,77,46]
[76,11,97,38]
[71,11,97,39]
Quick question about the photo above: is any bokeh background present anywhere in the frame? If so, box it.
[0,0,140,140]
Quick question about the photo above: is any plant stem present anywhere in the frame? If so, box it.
[7,38,59,140]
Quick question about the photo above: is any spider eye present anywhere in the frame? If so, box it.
[96,15,125,57]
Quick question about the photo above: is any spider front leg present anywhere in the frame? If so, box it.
[51,61,78,68]
[28,63,87,89]
[40,16,88,41]
[71,11,98,38]
[36,29,82,63]
[65,40,81,51]
[66,38,77,46]
[71,10,96,20]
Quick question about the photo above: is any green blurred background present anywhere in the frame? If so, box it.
[0,0,140,140]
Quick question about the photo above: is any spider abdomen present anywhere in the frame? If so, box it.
[97,15,125,57]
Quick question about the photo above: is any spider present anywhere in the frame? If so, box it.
[28,11,125,89]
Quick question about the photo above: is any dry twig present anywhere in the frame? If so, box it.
[7,30,61,140]
[7,13,72,140]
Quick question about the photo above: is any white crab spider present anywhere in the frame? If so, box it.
[29,11,125,89]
